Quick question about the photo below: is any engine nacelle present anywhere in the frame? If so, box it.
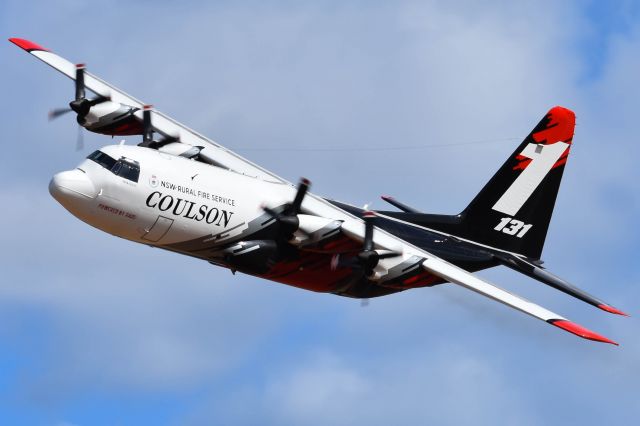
[157,142,203,159]
[77,100,142,136]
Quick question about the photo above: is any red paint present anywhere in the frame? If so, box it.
[532,106,576,145]
[512,107,575,171]
[403,275,420,285]
[400,273,441,288]
[551,320,618,345]
[513,106,576,170]
[252,234,444,293]
[513,155,532,171]
[254,235,361,292]
[513,148,570,172]
[8,37,49,52]
[263,253,444,293]
[261,250,353,292]
[551,147,571,169]
[93,120,143,136]
[598,304,629,317]
[318,237,360,253]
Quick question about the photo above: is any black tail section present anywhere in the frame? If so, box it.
[399,106,575,259]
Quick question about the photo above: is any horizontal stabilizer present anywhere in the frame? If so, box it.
[494,253,628,316]
[380,196,422,213]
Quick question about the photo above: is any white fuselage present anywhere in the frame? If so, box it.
[50,144,298,257]
[48,144,427,295]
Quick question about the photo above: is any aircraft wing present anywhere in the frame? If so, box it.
[9,37,289,184]
[335,213,618,345]
[419,255,617,344]
[312,207,617,345]
[10,37,616,345]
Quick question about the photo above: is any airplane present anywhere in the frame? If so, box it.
[9,37,628,345]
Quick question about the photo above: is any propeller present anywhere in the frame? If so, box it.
[68,63,90,117]
[331,211,402,293]
[48,63,105,150]
[262,178,311,238]
[142,104,154,145]
[48,64,86,120]
[76,125,84,151]
[48,107,73,120]
[138,105,180,148]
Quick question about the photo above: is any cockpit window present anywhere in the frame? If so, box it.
[87,151,140,183]
[112,159,140,183]
[87,150,117,170]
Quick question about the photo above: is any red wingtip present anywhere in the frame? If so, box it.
[551,320,618,345]
[381,195,393,201]
[598,304,630,317]
[8,37,49,52]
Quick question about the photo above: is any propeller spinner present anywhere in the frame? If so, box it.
[263,178,311,239]
[331,212,402,292]
[48,63,143,143]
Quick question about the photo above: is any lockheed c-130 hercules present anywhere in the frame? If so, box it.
[9,37,627,345]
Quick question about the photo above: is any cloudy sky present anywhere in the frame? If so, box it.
[2,1,639,425]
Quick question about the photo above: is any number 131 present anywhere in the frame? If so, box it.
[494,217,533,238]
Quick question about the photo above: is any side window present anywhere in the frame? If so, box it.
[88,151,140,183]
[87,150,117,170]
[112,159,140,183]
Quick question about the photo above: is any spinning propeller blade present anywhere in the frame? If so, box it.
[143,105,153,141]
[47,64,99,151]
[75,63,85,100]
[262,178,311,238]
[289,178,310,215]
[332,211,402,277]
[69,64,93,116]
[76,125,84,151]
[48,107,72,121]
[142,105,154,144]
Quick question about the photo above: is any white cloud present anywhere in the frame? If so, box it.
[183,348,539,426]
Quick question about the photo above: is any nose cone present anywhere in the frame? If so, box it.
[49,169,98,208]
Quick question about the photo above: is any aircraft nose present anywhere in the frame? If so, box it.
[49,169,98,204]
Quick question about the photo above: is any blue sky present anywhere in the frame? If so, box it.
[1,1,639,425]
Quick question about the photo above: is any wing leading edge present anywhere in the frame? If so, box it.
[9,37,288,183]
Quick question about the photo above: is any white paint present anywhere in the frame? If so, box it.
[494,217,534,238]
[421,256,563,322]
[492,142,569,216]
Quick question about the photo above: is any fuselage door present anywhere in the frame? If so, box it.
[142,215,174,242]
